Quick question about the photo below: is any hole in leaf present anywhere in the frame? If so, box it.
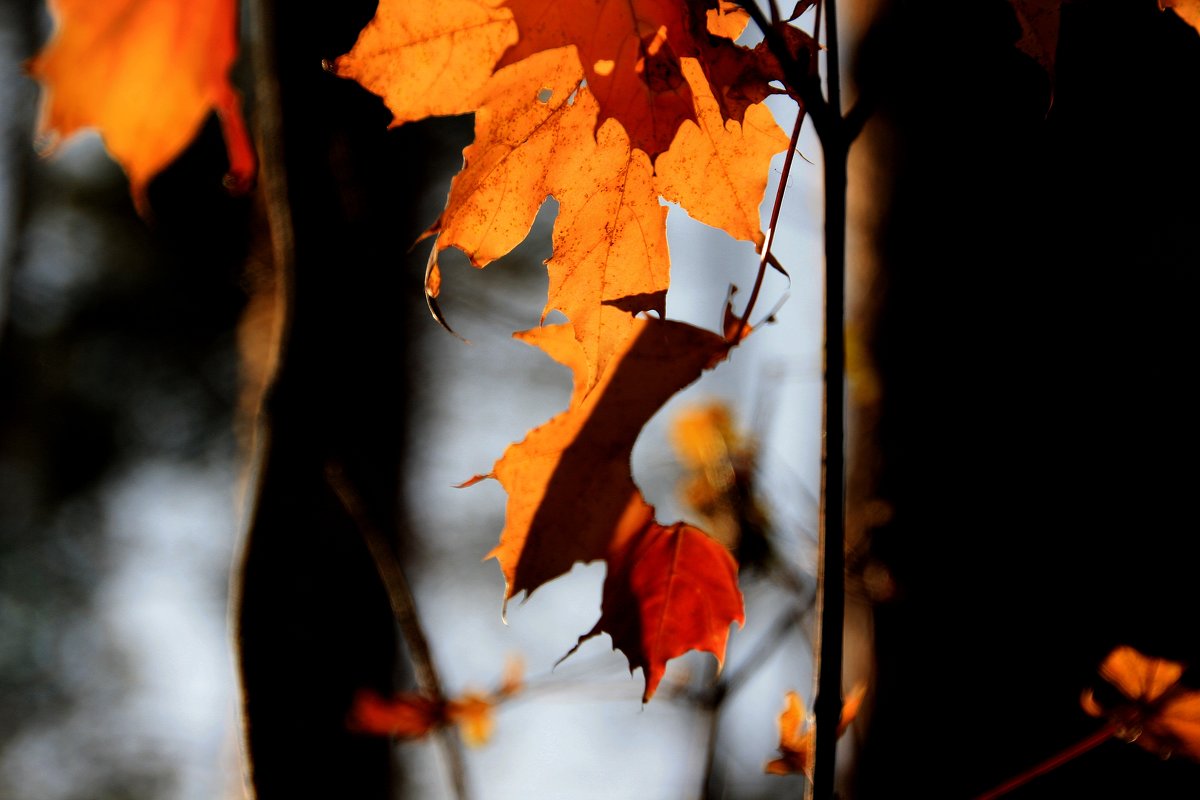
[536,87,553,104]
[593,59,615,76]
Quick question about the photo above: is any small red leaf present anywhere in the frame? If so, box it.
[348,690,442,739]
[576,518,745,702]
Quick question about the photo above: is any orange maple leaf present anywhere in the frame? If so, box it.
[765,685,866,776]
[28,0,256,214]
[1081,645,1200,761]
[468,317,745,700]
[422,46,670,388]
[495,0,698,158]
[336,0,790,391]
[657,57,790,248]
[1161,0,1200,33]
[329,0,518,125]
[479,317,734,602]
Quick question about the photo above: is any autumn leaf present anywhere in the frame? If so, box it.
[573,516,745,701]
[765,684,866,776]
[337,0,790,391]
[28,0,256,214]
[468,317,745,700]
[349,690,443,740]
[422,46,670,388]
[1081,645,1200,761]
[494,0,697,158]
[333,0,800,702]
[707,1,751,40]
[1161,0,1200,34]
[330,0,518,125]
[481,316,734,603]
[349,655,524,747]
[656,58,791,248]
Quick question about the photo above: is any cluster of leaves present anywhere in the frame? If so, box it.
[26,0,1200,793]
[328,0,825,701]
[1082,646,1200,761]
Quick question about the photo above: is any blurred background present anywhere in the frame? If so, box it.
[0,2,837,798]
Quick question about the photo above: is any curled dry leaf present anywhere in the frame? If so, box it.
[27,0,256,213]
[1081,645,1200,761]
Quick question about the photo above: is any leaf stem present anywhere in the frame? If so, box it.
[325,463,471,800]
[972,723,1116,800]
[734,110,805,340]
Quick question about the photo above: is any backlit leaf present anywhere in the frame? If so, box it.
[28,0,255,213]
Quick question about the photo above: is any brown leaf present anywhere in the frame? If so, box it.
[27,0,256,213]
[1009,0,1062,80]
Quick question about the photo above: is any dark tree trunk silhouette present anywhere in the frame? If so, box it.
[233,2,439,796]
[854,1,1200,797]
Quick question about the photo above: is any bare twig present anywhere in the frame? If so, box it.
[972,724,1116,800]
[734,110,806,342]
[325,463,471,800]
[741,2,852,798]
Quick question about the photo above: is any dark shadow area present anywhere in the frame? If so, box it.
[854,1,1200,797]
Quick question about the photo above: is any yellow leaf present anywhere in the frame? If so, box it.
[331,0,518,125]
[656,58,790,249]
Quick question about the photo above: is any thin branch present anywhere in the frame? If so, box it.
[972,724,1116,800]
[740,1,836,139]
[734,110,806,341]
[809,0,849,794]
[325,463,471,800]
